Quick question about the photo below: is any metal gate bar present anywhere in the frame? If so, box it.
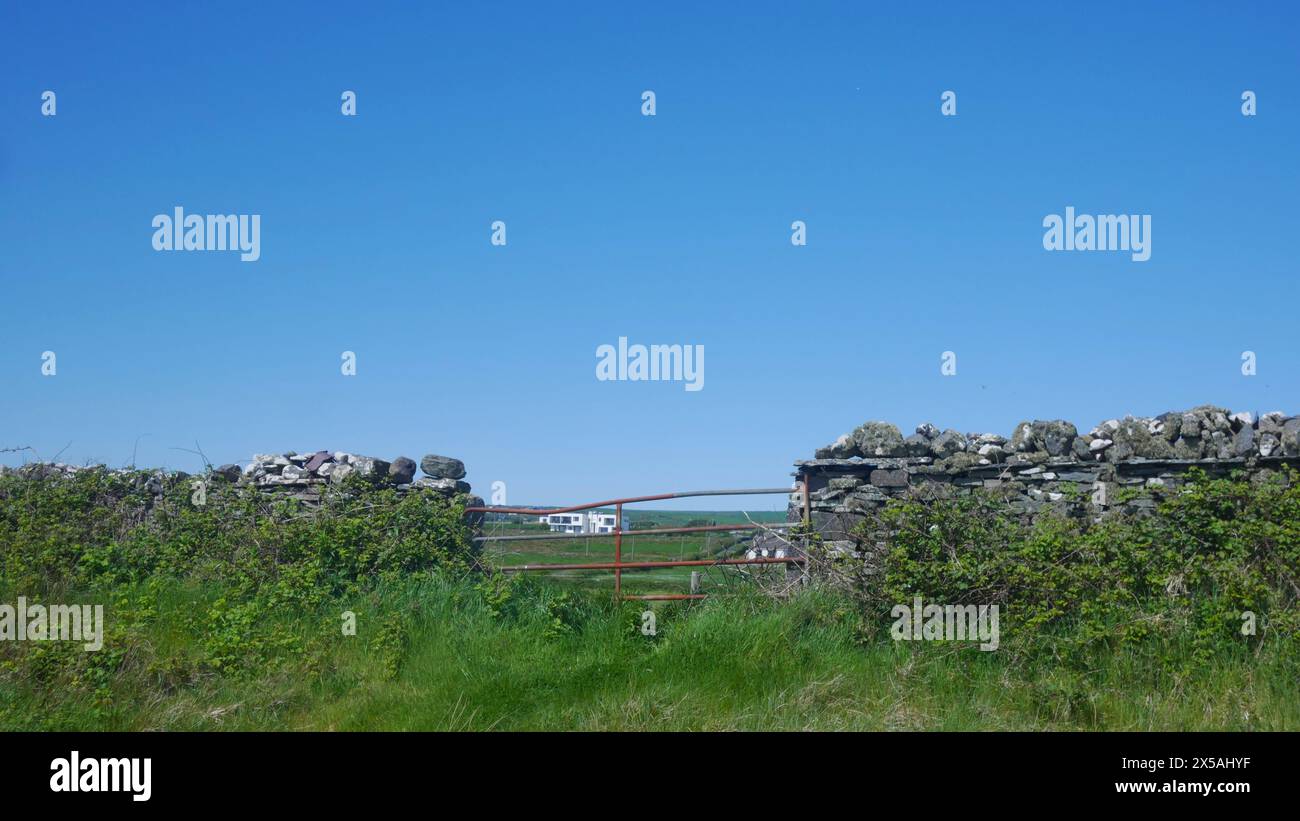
[465,478,811,601]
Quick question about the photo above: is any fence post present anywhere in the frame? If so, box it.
[801,473,810,523]
[614,502,623,599]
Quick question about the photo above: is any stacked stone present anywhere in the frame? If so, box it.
[0,462,180,497]
[798,405,1300,554]
[815,405,1300,469]
[1,452,485,540]
[238,451,474,498]
[1,451,477,500]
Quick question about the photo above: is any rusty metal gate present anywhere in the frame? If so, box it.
[464,475,811,601]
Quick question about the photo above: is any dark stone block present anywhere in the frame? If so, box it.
[869,469,908,488]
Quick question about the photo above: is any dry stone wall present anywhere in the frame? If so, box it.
[792,405,1300,553]
[239,450,473,496]
[2,450,483,522]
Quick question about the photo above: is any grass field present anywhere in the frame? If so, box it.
[4,575,1296,731]
[4,473,1297,732]
[479,508,790,595]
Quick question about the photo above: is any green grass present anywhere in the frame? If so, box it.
[3,575,1296,731]
[480,532,751,594]
[479,510,786,595]
[3,470,1296,731]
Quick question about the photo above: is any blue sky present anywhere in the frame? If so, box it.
[2,2,1297,510]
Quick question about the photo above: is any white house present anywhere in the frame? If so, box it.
[537,511,627,534]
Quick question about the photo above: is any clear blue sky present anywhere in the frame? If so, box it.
[2,2,1297,510]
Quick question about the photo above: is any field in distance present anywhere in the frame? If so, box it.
[479,509,790,596]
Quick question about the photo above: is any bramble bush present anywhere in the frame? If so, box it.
[847,468,1300,664]
[0,468,478,594]
[4,464,1298,730]
[0,467,479,686]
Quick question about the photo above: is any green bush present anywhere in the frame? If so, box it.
[0,468,478,685]
[4,465,1298,730]
[846,468,1300,664]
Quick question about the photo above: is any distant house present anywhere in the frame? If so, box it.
[537,511,628,534]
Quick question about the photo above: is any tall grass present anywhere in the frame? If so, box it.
[2,466,1297,731]
[3,574,1295,731]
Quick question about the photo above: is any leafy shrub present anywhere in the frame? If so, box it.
[845,468,1300,664]
[0,468,478,684]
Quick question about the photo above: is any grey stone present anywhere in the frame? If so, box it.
[1156,412,1182,442]
[815,434,856,459]
[1259,412,1286,435]
[1281,419,1300,456]
[940,451,980,472]
[915,422,940,440]
[851,421,907,457]
[848,484,889,503]
[420,454,466,479]
[1210,431,1233,460]
[1259,433,1281,457]
[1173,437,1204,459]
[1189,405,1232,435]
[1233,425,1256,457]
[977,443,1005,462]
[1112,417,1174,459]
[869,469,908,488]
[463,495,486,527]
[1037,420,1078,457]
[388,456,416,484]
[351,456,391,482]
[413,476,471,494]
[1209,411,1232,434]
[1009,422,1035,453]
[903,434,932,457]
[1057,471,1099,482]
[1008,420,1077,456]
[930,429,968,459]
[1106,438,1138,463]
[303,451,332,472]
[1072,436,1092,460]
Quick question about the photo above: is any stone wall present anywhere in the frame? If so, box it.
[237,451,473,496]
[1,450,483,520]
[790,405,1300,553]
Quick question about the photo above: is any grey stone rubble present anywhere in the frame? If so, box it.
[239,450,478,503]
[0,452,483,517]
[0,462,178,497]
[797,405,1300,554]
